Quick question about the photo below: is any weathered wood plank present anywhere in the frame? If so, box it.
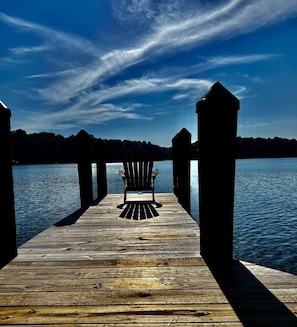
[6,256,205,268]
[11,253,201,263]
[0,323,244,327]
[0,266,211,280]
[0,193,296,326]
[0,276,221,292]
[0,289,230,306]
[0,304,240,325]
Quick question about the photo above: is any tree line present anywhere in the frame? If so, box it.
[11,129,297,165]
[11,129,171,164]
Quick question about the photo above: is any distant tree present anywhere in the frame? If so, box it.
[10,130,297,164]
[236,137,297,159]
[11,129,31,164]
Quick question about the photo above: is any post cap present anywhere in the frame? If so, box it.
[196,81,239,113]
[172,127,191,141]
[0,100,11,116]
[75,129,91,139]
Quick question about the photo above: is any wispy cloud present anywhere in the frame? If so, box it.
[239,122,271,129]
[75,77,212,104]
[0,12,98,55]
[9,44,50,56]
[3,0,294,104]
[240,74,262,83]
[1,0,297,132]
[10,74,213,133]
[25,69,82,79]
[111,0,297,57]
[0,56,28,67]
[205,54,279,67]
[17,103,153,133]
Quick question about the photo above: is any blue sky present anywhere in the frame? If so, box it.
[0,0,297,146]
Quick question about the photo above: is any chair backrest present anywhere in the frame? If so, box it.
[123,151,154,190]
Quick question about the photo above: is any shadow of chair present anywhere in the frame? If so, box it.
[119,201,159,220]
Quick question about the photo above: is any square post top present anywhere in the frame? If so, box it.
[196,81,240,113]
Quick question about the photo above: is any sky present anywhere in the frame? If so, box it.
[0,0,297,147]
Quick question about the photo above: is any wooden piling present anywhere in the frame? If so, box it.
[196,82,239,263]
[0,101,17,268]
[95,138,107,200]
[75,130,93,207]
[172,128,191,213]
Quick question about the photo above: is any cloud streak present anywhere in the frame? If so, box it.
[3,1,294,102]
[19,103,153,133]
[0,12,98,55]
[1,0,297,133]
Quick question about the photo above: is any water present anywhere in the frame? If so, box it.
[12,158,297,274]
[13,164,81,245]
[234,158,297,274]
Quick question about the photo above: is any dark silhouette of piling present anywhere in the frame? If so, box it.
[75,130,93,207]
[95,138,107,200]
[196,82,239,263]
[0,101,17,268]
[172,128,191,213]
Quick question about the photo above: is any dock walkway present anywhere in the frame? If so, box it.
[0,193,296,325]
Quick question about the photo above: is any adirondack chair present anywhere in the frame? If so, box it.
[118,151,159,206]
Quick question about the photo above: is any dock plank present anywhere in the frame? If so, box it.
[0,193,296,326]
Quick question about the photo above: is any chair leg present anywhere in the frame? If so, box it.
[152,187,162,208]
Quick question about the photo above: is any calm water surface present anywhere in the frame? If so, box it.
[13,158,297,274]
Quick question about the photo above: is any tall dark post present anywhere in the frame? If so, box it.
[75,130,93,207]
[95,138,107,200]
[172,128,191,213]
[196,82,239,263]
[0,101,17,268]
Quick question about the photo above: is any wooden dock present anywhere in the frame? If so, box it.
[0,193,296,326]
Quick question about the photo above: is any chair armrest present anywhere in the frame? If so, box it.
[152,168,159,177]
[118,169,125,178]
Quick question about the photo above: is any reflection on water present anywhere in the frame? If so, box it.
[13,164,80,245]
[13,158,297,274]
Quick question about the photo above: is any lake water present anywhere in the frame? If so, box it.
[12,158,297,275]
